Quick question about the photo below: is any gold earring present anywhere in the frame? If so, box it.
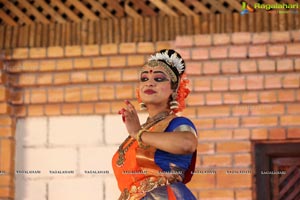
[139,102,147,111]
[169,92,179,110]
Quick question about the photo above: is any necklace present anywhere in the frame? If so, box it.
[116,111,171,167]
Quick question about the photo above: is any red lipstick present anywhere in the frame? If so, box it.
[144,89,156,94]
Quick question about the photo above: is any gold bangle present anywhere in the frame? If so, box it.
[136,129,149,149]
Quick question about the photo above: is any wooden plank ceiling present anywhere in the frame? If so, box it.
[0,0,262,26]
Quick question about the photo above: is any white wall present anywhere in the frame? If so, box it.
[15,114,147,200]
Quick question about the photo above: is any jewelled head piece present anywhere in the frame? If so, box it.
[145,49,185,90]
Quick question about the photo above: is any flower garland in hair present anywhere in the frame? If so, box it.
[173,73,190,113]
[149,51,185,74]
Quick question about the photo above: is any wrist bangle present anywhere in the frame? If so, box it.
[136,128,149,149]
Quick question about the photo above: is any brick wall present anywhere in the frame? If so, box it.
[0,30,299,200]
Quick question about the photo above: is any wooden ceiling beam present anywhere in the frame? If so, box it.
[186,0,210,13]
[223,0,245,11]
[0,0,33,24]
[51,0,81,22]
[34,0,66,23]
[0,10,18,26]
[66,0,98,20]
[84,0,115,18]
[130,0,157,16]
[97,0,125,17]
[168,0,198,16]
[149,0,178,16]
[17,0,50,24]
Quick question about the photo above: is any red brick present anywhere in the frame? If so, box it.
[99,85,115,100]
[82,45,99,56]
[252,32,270,44]
[65,45,82,56]
[95,102,111,114]
[241,116,278,127]
[206,93,222,105]
[232,105,249,116]
[62,104,78,115]
[101,44,118,55]
[31,89,47,104]
[0,127,12,137]
[295,59,300,71]
[182,107,197,118]
[175,35,193,47]
[198,106,230,117]
[250,104,284,115]
[240,60,257,73]
[269,128,286,140]
[193,118,214,129]
[232,32,251,44]
[115,85,134,99]
[54,73,70,85]
[197,143,215,154]
[213,33,230,45]
[259,91,277,103]
[281,115,300,126]
[119,43,137,54]
[111,101,127,113]
[0,117,12,126]
[81,86,98,101]
[18,74,36,86]
[156,41,172,51]
[65,87,81,102]
[0,87,5,101]
[47,46,64,58]
[122,69,139,81]
[221,61,239,74]
[22,60,39,72]
[200,130,232,140]
[193,79,211,91]
[202,155,231,167]
[268,44,285,56]
[176,49,191,60]
[265,75,282,89]
[287,104,300,114]
[278,90,295,102]
[291,30,300,42]
[74,58,91,69]
[87,70,104,82]
[249,45,267,57]
[229,46,247,58]
[229,76,246,90]
[137,42,155,53]
[105,70,121,82]
[234,154,251,166]
[186,94,205,106]
[71,71,87,83]
[235,189,252,200]
[282,74,300,88]
[0,139,14,172]
[79,103,94,114]
[194,34,212,46]
[233,129,250,139]
[217,141,250,153]
[199,190,234,199]
[0,187,13,198]
[210,47,228,59]
[277,59,293,72]
[187,173,215,189]
[47,88,64,103]
[92,57,108,68]
[215,117,239,128]
[36,74,53,85]
[246,75,263,90]
[212,77,228,91]
[287,128,300,139]
[127,55,145,66]
[191,48,209,60]
[109,56,126,67]
[28,105,44,116]
[12,48,29,59]
[185,62,202,75]
[203,61,220,75]
[29,47,46,58]
[258,59,275,72]
[270,31,291,43]
[45,104,61,116]
[251,128,268,140]
[223,92,240,104]
[56,59,73,71]
[0,174,13,187]
[216,170,251,188]
[12,105,26,117]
